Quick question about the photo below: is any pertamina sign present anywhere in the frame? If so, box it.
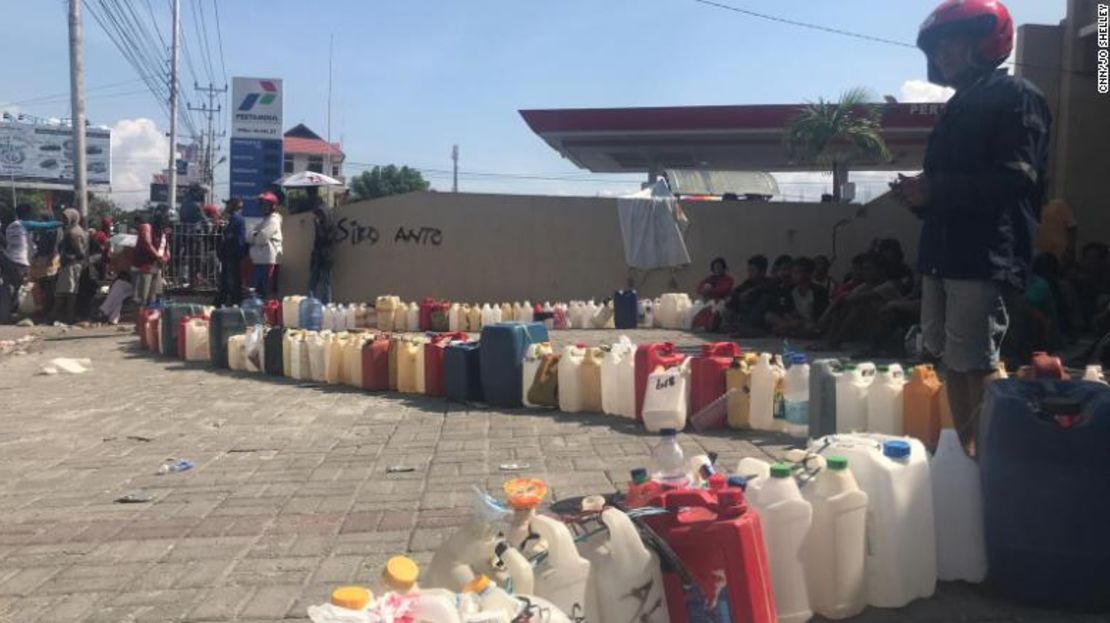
[231,77,283,139]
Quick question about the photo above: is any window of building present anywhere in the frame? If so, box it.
[307,156,324,173]
[283,154,294,173]
[332,164,340,177]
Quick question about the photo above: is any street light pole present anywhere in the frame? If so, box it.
[68,0,88,218]
[167,0,180,215]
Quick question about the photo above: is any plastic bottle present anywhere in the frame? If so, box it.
[783,354,811,438]
[500,302,513,322]
[868,364,906,435]
[529,514,598,620]
[726,353,758,429]
[504,478,549,558]
[425,487,533,594]
[650,429,689,487]
[642,360,691,432]
[931,429,987,583]
[638,298,654,329]
[903,365,944,451]
[751,463,813,623]
[1084,365,1107,384]
[582,507,671,623]
[750,353,777,431]
[307,586,373,623]
[803,456,868,620]
[835,363,875,433]
[601,337,635,417]
[808,359,842,438]
[449,303,462,332]
[557,345,586,413]
[463,575,572,623]
[772,354,788,429]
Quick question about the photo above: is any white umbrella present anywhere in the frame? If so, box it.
[274,171,343,187]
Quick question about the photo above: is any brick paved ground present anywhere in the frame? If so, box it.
[0,325,1103,622]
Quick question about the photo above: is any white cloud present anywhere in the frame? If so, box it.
[110,118,167,209]
[900,79,954,103]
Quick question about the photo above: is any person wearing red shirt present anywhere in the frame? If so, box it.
[131,213,170,305]
[696,257,735,301]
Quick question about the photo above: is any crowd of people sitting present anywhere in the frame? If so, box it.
[696,234,1110,363]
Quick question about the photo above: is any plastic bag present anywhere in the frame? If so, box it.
[244,325,264,372]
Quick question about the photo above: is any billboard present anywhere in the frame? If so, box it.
[231,77,283,139]
[0,120,111,187]
[230,77,284,216]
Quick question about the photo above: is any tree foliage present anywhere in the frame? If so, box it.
[349,165,430,201]
[784,87,892,202]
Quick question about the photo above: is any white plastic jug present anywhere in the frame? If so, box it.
[601,337,636,417]
[931,428,987,583]
[683,299,707,330]
[803,455,868,620]
[522,342,555,408]
[557,345,586,413]
[810,433,936,608]
[397,337,427,394]
[1083,364,1107,383]
[342,333,370,387]
[541,302,554,329]
[750,353,778,431]
[306,331,331,383]
[639,299,655,329]
[783,355,811,438]
[582,507,670,623]
[183,317,210,362]
[553,303,569,330]
[867,364,906,435]
[520,301,535,323]
[835,363,876,433]
[283,295,305,329]
[463,575,571,623]
[322,304,336,332]
[500,302,514,322]
[529,514,598,621]
[642,359,691,433]
[748,462,813,623]
[466,304,482,333]
[324,332,350,384]
[407,302,421,332]
[426,491,534,595]
[449,303,462,332]
[283,329,303,379]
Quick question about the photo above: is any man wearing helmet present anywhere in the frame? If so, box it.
[894,0,1051,456]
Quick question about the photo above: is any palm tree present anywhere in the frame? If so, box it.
[784,87,892,202]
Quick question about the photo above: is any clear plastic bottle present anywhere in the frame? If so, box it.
[783,353,811,438]
[651,428,690,487]
[750,353,777,431]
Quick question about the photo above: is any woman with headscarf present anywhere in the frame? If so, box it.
[53,209,88,324]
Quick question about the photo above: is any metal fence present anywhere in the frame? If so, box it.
[162,224,222,292]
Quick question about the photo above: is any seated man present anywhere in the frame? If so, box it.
[766,257,829,338]
[696,257,735,301]
[813,255,838,294]
[732,254,793,336]
[812,253,894,350]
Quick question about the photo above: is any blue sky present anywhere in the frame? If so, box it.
[1,0,1067,206]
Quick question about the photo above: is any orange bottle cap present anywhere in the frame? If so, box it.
[382,556,419,591]
[464,574,492,593]
[330,586,372,610]
[503,478,548,510]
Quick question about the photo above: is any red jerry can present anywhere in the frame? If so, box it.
[420,298,452,332]
[137,306,158,348]
[176,314,208,361]
[361,334,392,391]
[263,299,282,327]
[146,311,161,353]
[424,332,470,397]
[634,485,777,623]
[690,342,742,419]
[635,343,687,422]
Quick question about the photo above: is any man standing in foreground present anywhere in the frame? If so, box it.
[895,0,1051,456]
[249,192,284,299]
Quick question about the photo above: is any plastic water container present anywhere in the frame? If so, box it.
[209,307,260,369]
[557,345,586,413]
[643,361,691,432]
[499,302,513,322]
[580,347,605,412]
[529,513,599,620]
[324,332,350,384]
[426,489,533,594]
[979,380,1110,609]
[867,364,906,435]
[803,455,868,620]
[783,354,811,438]
[931,428,987,583]
[835,363,876,433]
[809,359,843,438]
[656,293,689,329]
[601,337,636,417]
[903,365,943,451]
[634,343,687,422]
[750,462,812,623]
[519,301,535,323]
[725,353,757,429]
[567,301,585,329]
[750,353,778,431]
[425,332,468,398]
[160,303,205,358]
[445,342,484,402]
[480,323,549,408]
[297,296,323,331]
[306,331,331,383]
[466,304,481,332]
[480,303,497,327]
[638,298,654,329]
[342,333,370,388]
[307,586,372,623]
[580,507,670,623]
[396,336,425,394]
[522,342,555,408]
[182,317,210,362]
[463,575,571,623]
[650,429,689,487]
[690,342,742,418]
[283,295,305,329]
[405,302,420,332]
[613,289,638,330]
[322,304,336,332]
[283,329,304,380]
[809,434,936,608]
[448,303,462,332]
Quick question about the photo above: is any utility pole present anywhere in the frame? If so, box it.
[451,144,459,193]
[68,0,88,218]
[167,0,180,216]
[189,82,226,203]
[326,34,333,205]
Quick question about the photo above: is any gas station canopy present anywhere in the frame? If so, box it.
[520,103,943,174]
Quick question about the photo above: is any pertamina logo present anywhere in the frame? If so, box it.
[238,80,278,111]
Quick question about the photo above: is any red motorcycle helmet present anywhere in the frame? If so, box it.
[917,0,1013,86]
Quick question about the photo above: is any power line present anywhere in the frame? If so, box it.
[691,0,1087,77]
[0,79,144,108]
[211,0,227,86]
[189,0,216,84]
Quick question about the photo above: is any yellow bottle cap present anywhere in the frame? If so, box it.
[330,586,372,610]
[382,555,420,591]
[464,574,492,594]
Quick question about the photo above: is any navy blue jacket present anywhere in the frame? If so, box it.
[918,69,1052,289]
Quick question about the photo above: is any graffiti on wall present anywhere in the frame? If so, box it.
[335,218,443,248]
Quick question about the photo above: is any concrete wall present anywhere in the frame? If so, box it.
[279,191,921,303]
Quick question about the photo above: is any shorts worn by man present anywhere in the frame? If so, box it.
[900,0,1051,454]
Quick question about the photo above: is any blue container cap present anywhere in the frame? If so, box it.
[789,353,808,365]
[883,440,912,459]
[630,468,648,484]
[660,428,678,437]
[727,475,748,490]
